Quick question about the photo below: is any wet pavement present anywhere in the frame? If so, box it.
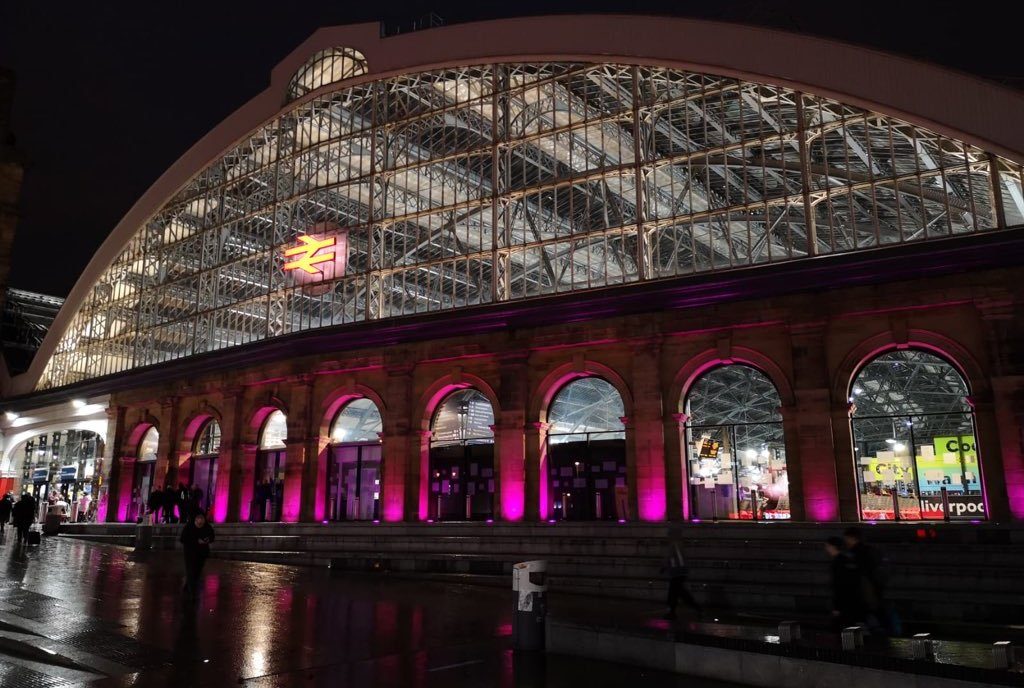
[0,532,743,687]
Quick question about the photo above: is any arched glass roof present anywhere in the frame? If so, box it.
[37,62,1024,389]
[685,364,782,425]
[286,47,368,102]
[139,426,159,461]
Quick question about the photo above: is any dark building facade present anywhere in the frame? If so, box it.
[2,17,1023,527]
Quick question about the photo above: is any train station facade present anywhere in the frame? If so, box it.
[2,16,1024,526]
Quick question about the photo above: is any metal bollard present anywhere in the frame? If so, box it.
[912,633,935,661]
[779,621,801,643]
[841,626,864,650]
[993,641,1016,670]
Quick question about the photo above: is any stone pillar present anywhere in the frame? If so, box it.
[524,422,549,520]
[213,387,244,523]
[408,429,432,521]
[284,375,315,522]
[234,443,259,523]
[114,456,135,523]
[971,395,1012,521]
[103,405,127,523]
[379,430,409,522]
[788,322,839,522]
[157,396,181,490]
[495,353,528,521]
[493,414,525,521]
[629,340,666,521]
[664,413,688,520]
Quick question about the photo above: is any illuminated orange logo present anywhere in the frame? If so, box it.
[283,235,337,275]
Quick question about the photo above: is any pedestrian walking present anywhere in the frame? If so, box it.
[662,536,702,619]
[0,492,13,534]
[163,484,178,523]
[180,510,215,596]
[843,527,900,635]
[190,484,204,514]
[825,536,864,630]
[147,487,163,524]
[11,493,36,545]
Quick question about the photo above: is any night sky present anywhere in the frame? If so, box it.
[0,1,1018,298]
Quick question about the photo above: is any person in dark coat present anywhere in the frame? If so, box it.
[11,493,36,544]
[163,485,178,523]
[662,537,702,619]
[825,536,864,630]
[190,485,204,514]
[146,487,163,523]
[0,492,13,533]
[844,527,898,635]
[180,510,215,596]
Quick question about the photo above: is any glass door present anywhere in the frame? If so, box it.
[547,433,626,521]
[327,443,381,521]
[254,450,286,522]
[428,443,494,521]
[190,456,218,515]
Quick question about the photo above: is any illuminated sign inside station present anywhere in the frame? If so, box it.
[282,224,348,290]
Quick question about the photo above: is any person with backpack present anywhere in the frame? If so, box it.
[0,492,13,534]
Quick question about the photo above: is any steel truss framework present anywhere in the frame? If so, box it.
[38,61,1024,389]
[684,364,784,448]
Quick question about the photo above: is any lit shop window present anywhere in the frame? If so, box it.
[850,349,984,521]
[684,365,789,520]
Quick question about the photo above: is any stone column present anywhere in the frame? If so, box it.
[629,341,666,521]
[971,395,1011,521]
[664,413,688,520]
[103,405,127,523]
[156,396,181,490]
[493,413,525,521]
[214,387,244,523]
[788,322,839,522]
[408,429,432,521]
[234,443,259,523]
[378,430,409,522]
[495,352,528,521]
[830,402,860,521]
[524,422,549,520]
[283,375,316,522]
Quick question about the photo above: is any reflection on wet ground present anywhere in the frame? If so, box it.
[0,533,742,687]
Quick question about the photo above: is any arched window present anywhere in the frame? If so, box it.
[546,377,627,521]
[189,419,221,515]
[129,427,159,523]
[684,365,789,520]
[327,398,383,521]
[850,349,984,521]
[429,389,494,520]
[139,427,159,461]
[254,410,287,522]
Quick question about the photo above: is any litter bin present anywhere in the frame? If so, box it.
[512,560,547,651]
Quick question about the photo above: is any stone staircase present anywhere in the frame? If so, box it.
[59,521,1024,626]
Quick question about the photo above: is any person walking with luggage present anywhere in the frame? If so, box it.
[180,510,215,596]
[662,536,702,619]
[0,492,13,534]
[12,493,36,545]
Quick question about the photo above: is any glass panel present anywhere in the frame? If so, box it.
[331,398,383,443]
[684,365,789,520]
[38,63,1016,390]
[253,449,286,521]
[851,349,984,521]
[431,389,494,446]
[548,377,625,438]
[195,420,222,456]
[259,410,288,449]
[139,427,159,461]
